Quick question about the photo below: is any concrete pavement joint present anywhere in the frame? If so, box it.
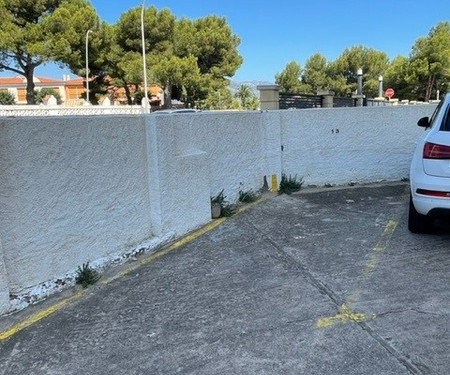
[248,190,422,374]
[0,196,268,343]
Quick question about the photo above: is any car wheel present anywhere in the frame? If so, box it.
[408,196,434,233]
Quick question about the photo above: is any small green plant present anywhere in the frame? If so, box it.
[220,203,236,217]
[279,173,303,195]
[238,189,260,203]
[75,262,100,288]
[211,189,226,205]
[211,189,236,217]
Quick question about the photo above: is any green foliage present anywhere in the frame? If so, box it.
[328,45,389,98]
[95,7,242,107]
[220,203,236,217]
[211,189,236,217]
[238,189,260,203]
[275,21,450,101]
[279,174,303,195]
[203,85,235,110]
[211,189,226,204]
[303,53,330,93]
[75,262,100,288]
[234,84,259,110]
[0,91,15,105]
[34,88,62,104]
[275,61,310,93]
[409,21,450,101]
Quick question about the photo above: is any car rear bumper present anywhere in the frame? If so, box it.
[410,172,450,216]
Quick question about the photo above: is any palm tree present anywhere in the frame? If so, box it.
[235,84,254,108]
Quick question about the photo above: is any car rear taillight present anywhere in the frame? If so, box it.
[416,188,450,198]
[423,142,450,159]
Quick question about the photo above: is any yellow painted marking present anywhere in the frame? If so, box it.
[317,219,398,328]
[1,197,266,341]
[271,174,278,192]
[0,290,86,341]
[373,219,398,252]
[317,303,376,328]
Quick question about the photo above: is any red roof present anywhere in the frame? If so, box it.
[0,76,25,85]
[0,75,84,86]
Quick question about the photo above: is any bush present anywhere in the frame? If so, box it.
[0,91,15,105]
[35,88,62,105]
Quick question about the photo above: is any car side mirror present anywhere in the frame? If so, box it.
[417,116,430,128]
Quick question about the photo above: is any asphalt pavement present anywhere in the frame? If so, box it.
[0,181,449,375]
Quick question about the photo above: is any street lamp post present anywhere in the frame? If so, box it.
[141,1,149,113]
[356,68,363,96]
[378,75,383,99]
[85,29,93,105]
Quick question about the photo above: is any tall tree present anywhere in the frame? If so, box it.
[0,0,99,104]
[303,53,330,93]
[329,45,389,98]
[234,84,259,109]
[174,15,243,106]
[275,61,308,93]
[410,21,450,101]
[383,55,413,100]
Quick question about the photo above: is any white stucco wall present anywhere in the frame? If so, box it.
[0,116,153,295]
[155,111,269,202]
[0,239,9,314]
[279,105,436,185]
[0,105,437,314]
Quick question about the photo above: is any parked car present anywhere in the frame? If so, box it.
[153,109,200,114]
[409,93,450,233]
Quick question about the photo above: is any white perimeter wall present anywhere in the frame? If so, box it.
[278,106,436,185]
[0,104,436,314]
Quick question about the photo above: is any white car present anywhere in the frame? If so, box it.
[409,93,450,233]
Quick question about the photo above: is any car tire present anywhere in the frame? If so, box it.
[408,196,434,233]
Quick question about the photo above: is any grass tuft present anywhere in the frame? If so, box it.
[279,173,303,195]
[75,262,100,288]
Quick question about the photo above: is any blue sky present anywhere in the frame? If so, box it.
[8,0,450,82]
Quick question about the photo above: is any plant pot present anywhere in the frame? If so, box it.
[211,202,221,219]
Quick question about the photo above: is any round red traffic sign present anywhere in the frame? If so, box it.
[385,88,395,98]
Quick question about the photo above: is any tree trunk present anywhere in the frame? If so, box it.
[162,79,172,109]
[25,66,36,105]
[121,79,132,105]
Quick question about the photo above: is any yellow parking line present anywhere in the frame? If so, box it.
[0,290,86,341]
[317,219,398,328]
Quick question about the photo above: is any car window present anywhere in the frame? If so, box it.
[429,99,444,128]
[439,104,450,131]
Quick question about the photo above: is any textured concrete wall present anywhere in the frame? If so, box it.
[0,105,437,314]
[0,116,153,298]
[279,105,436,185]
[157,112,269,201]
[0,239,8,314]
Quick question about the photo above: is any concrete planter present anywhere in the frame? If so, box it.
[211,202,221,219]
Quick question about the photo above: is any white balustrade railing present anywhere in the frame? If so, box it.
[0,105,145,117]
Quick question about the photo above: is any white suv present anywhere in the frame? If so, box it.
[409,93,450,233]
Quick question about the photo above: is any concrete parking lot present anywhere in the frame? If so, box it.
[0,182,449,374]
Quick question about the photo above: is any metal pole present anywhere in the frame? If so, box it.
[378,75,383,98]
[357,68,363,96]
[141,2,149,113]
[85,29,93,105]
